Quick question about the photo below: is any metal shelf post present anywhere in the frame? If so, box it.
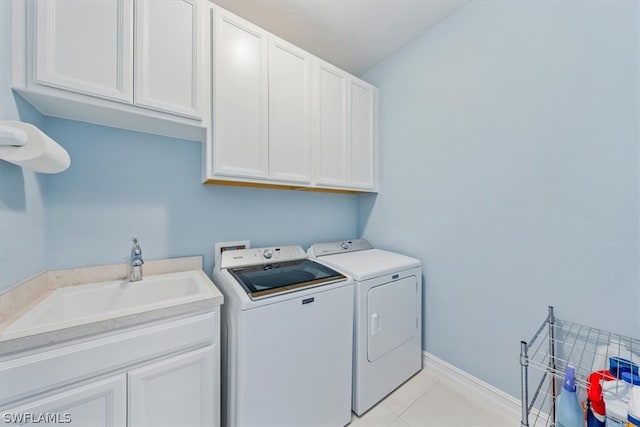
[548,305,556,426]
[520,340,529,427]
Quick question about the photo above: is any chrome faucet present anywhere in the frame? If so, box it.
[130,238,144,282]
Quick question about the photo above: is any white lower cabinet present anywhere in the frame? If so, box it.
[2,375,127,427]
[128,346,214,427]
[0,312,219,427]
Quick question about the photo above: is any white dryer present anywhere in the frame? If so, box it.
[308,239,422,415]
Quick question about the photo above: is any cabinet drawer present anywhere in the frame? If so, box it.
[0,312,216,406]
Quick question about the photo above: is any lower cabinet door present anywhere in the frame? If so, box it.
[1,375,126,427]
[128,345,214,427]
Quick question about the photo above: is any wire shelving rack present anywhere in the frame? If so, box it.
[520,306,639,426]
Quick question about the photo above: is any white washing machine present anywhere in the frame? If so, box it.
[213,245,354,427]
[308,239,422,415]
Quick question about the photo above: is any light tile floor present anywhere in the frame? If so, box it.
[349,367,520,427]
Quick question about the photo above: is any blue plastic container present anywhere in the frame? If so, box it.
[609,357,639,379]
[557,366,584,427]
[623,371,640,386]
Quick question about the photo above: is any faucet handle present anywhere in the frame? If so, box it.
[131,237,142,256]
[130,238,144,282]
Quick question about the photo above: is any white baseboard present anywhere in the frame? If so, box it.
[422,351,523,421]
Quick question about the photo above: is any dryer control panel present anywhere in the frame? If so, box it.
[309,239,373,257]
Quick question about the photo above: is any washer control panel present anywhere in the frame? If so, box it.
[310,239,373,257]
[220,245,307,269]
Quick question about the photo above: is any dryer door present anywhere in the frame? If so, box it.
[367,276,418,362]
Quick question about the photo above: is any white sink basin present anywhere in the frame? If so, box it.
[2,270,217,341]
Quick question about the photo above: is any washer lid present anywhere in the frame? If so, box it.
[319,249,421,281]
[228,259,347,300]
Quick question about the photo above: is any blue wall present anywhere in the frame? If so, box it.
[0,0,48,290]
[44,118,357,275]
[360,0,639,397]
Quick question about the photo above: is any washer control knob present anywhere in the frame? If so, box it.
[263,249,273,259]
[340,241,349,250]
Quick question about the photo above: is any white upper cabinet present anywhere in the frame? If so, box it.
[314,65,377,191]
[14,0,207,141]
[134,0,203,119]
[349,78,376,190]
[268,37,312,184]
[212,9,269,179]
[34,0,133,103]
[18,1,377,192]
[209,10,313,185]
[315,61,349,187]
[206,5,377,192]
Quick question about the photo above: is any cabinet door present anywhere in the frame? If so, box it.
[349,78,376,190]
[268,37,312,184]
[213,10,268,179]
[134,0,202,119]
[128,346,215,427]
[316,61,348,187]
[1,375,126,427]
[34,0,133,103]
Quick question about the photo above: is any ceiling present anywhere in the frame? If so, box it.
[211,0,468,76]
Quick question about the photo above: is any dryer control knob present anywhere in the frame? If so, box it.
[340,241,349,250]
[263,249,274,259]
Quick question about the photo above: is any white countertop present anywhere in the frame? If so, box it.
[0,257,223,356]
